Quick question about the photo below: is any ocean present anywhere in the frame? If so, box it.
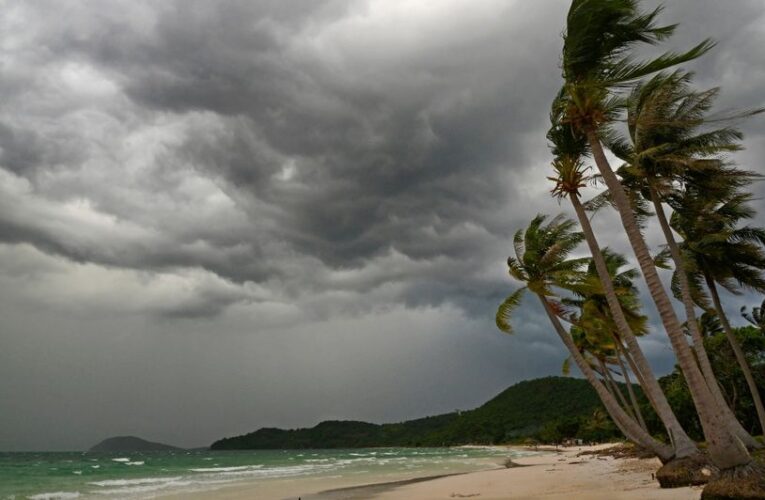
[0,447,531,499]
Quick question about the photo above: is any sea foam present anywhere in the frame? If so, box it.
[189,465,263,473]
[89,476,183,487]
[95,480,193,496]
[28,492,80,500]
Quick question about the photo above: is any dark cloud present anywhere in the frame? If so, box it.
[0,0,570,315]
[0,0,763,450]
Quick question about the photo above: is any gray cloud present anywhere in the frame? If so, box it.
[0,0,764,450]
[0,0,571,317]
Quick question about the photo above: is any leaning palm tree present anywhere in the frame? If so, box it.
[564,252,651,431]
[560,0,751,470]
[569,325,643,426]
[672,189,765,435]
[611,70,761,448]
[496,214,673,460]
[547,101,698,457]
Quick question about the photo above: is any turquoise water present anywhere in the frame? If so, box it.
[0,447,526,499]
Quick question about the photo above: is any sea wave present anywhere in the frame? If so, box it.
[189,465,263,473]
[93,478,238,497]
[218,464,326,478]
[190,463,337,480]
[89,476,183,487]
[95,480,193,496]
[27,492,80,500]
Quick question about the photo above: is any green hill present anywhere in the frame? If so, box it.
[429,375,606,444]
[211,376,615,449]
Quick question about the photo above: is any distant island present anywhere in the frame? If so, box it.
[89,435,183,452]
[211,376,620,449]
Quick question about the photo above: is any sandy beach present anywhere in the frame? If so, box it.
[368,444,702,500]
[162,444,702,499]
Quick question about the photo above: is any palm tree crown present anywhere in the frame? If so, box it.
[672,191,765,300]
[562,0,713,133]
[497,214,587,333]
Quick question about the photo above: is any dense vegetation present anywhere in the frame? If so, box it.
[648,326,765,443]
[210,376,618,449]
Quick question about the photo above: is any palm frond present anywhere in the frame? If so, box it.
[605,40,715,86]
[653,246,673,270]
[583,191,612,213]
[496,288,526,334]
[562,356,573,376]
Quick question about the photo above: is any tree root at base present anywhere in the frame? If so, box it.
[701,462,765,500]
[656,454,719,488]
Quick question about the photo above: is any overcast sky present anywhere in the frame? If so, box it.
[1,0,764,451]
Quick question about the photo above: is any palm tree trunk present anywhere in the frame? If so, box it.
[614,344,648,432]
[595,362,620,404]
[648,184,761,448]
[599,357,636,419]
[704,273,765,435]
[586,130,750,469]
[592,358,616,397]
[599,365,619,400]
[622,347,659,417]
[537,294,674,461]
[570,193,697,457]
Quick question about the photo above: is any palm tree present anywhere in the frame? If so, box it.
[611,70,761,448]
[569,325,643,427]
[741,298,765,332]
[692,312,723,338]
[564,251,651,431]
[496,214,673,460]
[671,189,765,435]
[547,102,698,457]
[560,0,750,469]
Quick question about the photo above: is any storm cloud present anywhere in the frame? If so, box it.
[1,0,764,450]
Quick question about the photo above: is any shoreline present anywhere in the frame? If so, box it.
[155,446,519,500]
[159,443,703,499]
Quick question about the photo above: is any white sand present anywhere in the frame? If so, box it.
[373,444,702,500]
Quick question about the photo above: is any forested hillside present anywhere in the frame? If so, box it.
[211,376,615,449]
